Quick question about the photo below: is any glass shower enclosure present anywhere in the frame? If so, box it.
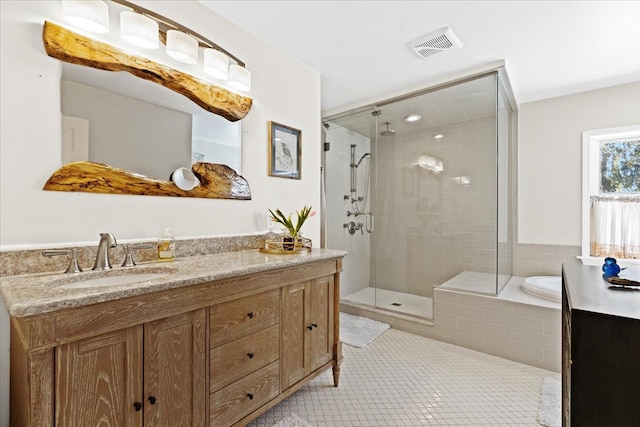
[323,70,516,320]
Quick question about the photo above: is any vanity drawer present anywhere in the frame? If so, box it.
[209,360,280,427]
[210,324,280,393]
[210,289,279,347]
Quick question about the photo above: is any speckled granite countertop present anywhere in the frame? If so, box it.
[0,248,346,318]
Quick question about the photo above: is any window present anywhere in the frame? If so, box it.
[582,125,640,264]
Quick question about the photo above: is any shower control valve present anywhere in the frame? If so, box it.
[343,222,364,235]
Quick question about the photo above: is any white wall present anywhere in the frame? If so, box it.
[518,82,640,245]
[0,2,321,425]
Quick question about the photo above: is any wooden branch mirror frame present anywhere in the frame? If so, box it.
[42,1,253,200]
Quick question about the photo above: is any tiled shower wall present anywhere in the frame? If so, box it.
[372,114,499,298]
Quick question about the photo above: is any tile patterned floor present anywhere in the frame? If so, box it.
[249,327,556,426]
[342,287,433,319]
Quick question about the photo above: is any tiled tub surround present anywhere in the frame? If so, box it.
[513,243,581,278]
[0,247,346,317]
[433,276,561,372]
[0,233,270,277]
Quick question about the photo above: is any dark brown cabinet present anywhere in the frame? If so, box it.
[562,260,640,426]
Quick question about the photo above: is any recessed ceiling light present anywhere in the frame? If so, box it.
[434,134,444,140]
[404,114,422,123]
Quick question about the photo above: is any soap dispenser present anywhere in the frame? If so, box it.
[158,227,176,261]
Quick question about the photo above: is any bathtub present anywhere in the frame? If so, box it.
[521,276,562,303]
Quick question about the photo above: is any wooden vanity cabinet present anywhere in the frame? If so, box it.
[280,275,335,391]
[9,257,343,427]
[55,309,207,427]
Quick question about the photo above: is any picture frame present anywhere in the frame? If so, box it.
[268,121,301,179]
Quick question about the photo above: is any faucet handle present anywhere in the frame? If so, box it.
[43,248,83,273]
[121,243,154,267]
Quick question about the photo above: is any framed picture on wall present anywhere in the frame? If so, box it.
[268,121,301,179]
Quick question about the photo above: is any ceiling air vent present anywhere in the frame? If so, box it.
[408,27,463,60]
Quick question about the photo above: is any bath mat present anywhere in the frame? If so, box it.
[537,376,561,427]
[271,413,311,427]
[340,312,390,348]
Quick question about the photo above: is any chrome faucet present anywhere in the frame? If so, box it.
[92,233,117,271]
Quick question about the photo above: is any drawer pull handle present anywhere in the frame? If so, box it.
[133,402,142,412]
[247,312,255,319]
[148,396,157,405]
[247,393,254,400]
[247,352,254,359]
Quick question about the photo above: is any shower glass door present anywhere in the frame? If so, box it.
[324,108,377,309]
[324,71,513,320]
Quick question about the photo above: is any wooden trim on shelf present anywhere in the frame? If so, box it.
[42,20,252,122]
[43,161,251,200]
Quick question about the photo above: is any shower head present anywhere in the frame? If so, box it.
[322,122,330,129]
[356,152,372,167]
[380,122,396,137]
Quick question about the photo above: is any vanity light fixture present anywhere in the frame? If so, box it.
[228,64,252,92]
[61,0,253,93]
[204,48,230,80]
[62,0,109,33]
[120,11,159,49]
[166,30,199,65]
[404,114,422,123]
[434,133,444,140]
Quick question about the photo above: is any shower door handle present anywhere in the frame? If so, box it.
[366,212,374,233]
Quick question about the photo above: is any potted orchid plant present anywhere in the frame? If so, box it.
[269,206,315,250]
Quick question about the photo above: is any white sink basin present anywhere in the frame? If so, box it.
[47,266,178,289]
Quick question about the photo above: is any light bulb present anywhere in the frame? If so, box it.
[166,30,198,65]
[62,0,109,33]
[120,11,159,49]
[204,49,229,80]
[228,64,251,92]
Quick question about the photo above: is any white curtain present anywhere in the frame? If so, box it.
[590,195,640,259]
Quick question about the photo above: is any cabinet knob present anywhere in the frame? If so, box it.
[307,325,313,330]
[133,402,142,412]
[247,393,254,400]
[247,352,254,359]
[312,323,318,328]
[247,312,255,319]
[148,396,157,405]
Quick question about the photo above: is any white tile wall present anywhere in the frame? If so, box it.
[372,114,501,298]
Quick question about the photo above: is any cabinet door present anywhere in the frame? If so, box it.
[280,282,310,390]
[56,326,143,427]
[143,309,207,427]
[309,275,334,371]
